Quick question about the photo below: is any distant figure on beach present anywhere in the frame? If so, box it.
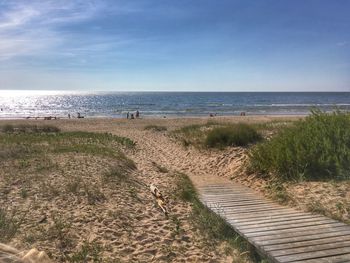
[126,112,129,119]
[209,113,214,117]
[136,110,140,118]
[77,112,84,118]
[130,113,134,119]
[68,113,71,119]
[240,112,246,116]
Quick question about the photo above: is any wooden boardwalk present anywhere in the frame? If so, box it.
[194,178,350,263]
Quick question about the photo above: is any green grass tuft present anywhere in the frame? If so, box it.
[171,122,220,148]
[205,123,262,148]
[250,109,350,181]
[67,240,102,262]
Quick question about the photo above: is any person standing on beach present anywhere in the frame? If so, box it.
[136,110,140,118]
[126,112,129,119]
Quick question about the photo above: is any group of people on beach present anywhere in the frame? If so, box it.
[126,110,140,119]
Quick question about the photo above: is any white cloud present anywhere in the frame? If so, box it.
[0,0,103,61]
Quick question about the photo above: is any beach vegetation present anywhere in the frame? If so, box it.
[171,122,221,147]
[67,240,102,263]
[172,122,262,149]
[0,208,20,242]
[250,109,350,181]
[264,180,291,204]
[65,177,82,195]
[306,200,328,216]
[20,187,29,199]
[1,124,60,133]
[205,124,262,148]
[152,161,169,173]
[46,215,73,250]
[83,184,106,205]
[2,124,14,133]
[0,130,135,163]
[144,125,167,131]
[103,165,129,183]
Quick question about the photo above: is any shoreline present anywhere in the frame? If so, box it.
[0,113,307,121]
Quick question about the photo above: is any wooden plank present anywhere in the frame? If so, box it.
[241,219,336,234]
[206,203,276,210]
[275,246,350,262]
[257,229,350,246]
[227,211,313,222]
[199,196,261,203]
[228,214,317,225]
[269,240,350,257]
[204,199,274,205]
[200,187,254,191]
[202,197,266,203]
[210,205,284,212]
[196,179,350,263]
[237,214,326,227]
[263,235,350,252]
[200,193,259,197]
[219,207,292,215]
[208,203,279,210]
[292,254,350,263]
[248,222,346,238]
[251,226,350,243]
[200,188,249,192]
[225,211,307,221]
[205,199,275,206]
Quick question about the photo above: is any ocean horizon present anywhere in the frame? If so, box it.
[1,90,350,119]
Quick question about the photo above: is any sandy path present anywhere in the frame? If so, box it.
[114,128,237,182]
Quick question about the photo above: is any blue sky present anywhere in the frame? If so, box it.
[0,0,349,91]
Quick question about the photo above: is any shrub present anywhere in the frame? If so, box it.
[205,123,261,148]
[171,122,220,148]
[249,109,350,181]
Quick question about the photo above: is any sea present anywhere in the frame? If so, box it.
[0,91,350,119]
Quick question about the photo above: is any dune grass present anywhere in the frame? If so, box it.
[205,124,262,148]
[249,110,350,181]
[171,121,223,147]
[172,121,262,149]
[0,124,136,202]
[0,125,135,162]
[1,124,60,133]
[0,124,138,260]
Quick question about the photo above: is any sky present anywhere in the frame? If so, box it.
[0,0,349,92]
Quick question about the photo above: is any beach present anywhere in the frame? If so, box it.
[1,115,349,262]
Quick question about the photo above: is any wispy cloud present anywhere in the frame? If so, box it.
[337,41,349,47]
[0,0,105,61]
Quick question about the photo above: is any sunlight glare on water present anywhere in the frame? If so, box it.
[1,91,350,119]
